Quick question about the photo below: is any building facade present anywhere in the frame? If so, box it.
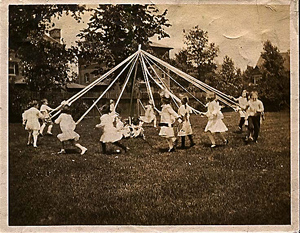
[9,28,62,86]
[76,42,173,98]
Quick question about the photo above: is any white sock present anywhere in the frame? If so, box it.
[40,123,46,135]
[47,125,53,134]
[33,135,38,147]
[27,133,32,144]
[167,139,173,149]
[75,143,85,150]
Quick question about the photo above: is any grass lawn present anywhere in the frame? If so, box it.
[9,111,290,225]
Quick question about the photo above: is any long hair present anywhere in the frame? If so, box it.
[101,104,110,114]
[161,97,171,105]
[61,105,71,114]
[41,98,48,104]
[29,100,38,108]
[206,92,216,102]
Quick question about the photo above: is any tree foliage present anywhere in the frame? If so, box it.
[183,26,219,82]
[216,55,243,96]
[259,40,290,110]
[9,4,86,92]
[168,49,194,87]
[77,4,171,76]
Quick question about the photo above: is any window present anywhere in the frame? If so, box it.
[9,62,19,76]
[84,73,90,83]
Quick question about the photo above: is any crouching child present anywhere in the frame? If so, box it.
[55,105,87,155]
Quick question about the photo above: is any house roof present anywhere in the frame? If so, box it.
[66,80,110,89]
[256,51,290,71]
[43,34,61,44]
[149,41,173,50]
[66,83,87,89]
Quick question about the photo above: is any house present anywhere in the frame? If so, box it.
[9,28,63,86]
[256,50,290,72]
[75,41,173,116]
[251,51,290,85]
[76,41,173,99]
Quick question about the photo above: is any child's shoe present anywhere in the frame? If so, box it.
[211,144,216,148]
[224,139,229,145]
[80,147,87,155]
[58,149,66,154]
[168,147,175,152]
[173,139,178,148]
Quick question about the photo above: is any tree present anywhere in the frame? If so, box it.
[77,4,171,79]
[259,40,290,110]
[168,49,194,88]
[217,55,242,96]
[242,65,255,86]
[9,4,86,92]
[183,26,219,82]
[18,39,76,92]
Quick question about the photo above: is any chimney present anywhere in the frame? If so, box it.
[49,28,61,42]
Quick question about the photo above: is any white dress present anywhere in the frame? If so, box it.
[237,97,248,118]
[140,105,156,123]
[55,113,80,141]
[22,107,43,131]
[204,100,228,133]
[40,104,52,119]
[131,121,144,138]
[178,104,193,136]
[159,104,179,138]
[115,118,131,138]
[247,99,264,117]
[99,114,123,143]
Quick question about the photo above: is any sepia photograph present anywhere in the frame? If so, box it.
[0,0,299,232]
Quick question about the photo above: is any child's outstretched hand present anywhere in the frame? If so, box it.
[199,112,206,117]
[95,124,102,128]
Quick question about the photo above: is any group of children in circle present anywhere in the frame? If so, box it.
[21,89,264,155]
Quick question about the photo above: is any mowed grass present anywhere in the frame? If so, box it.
[9,111,290,225]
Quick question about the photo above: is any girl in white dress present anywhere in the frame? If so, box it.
[55,106,87,155]
[115,117,129,138]
[39,98,54,136]
[131,117,145,139]
[157,96,182,152]
[96,105,128,154]
[230,90,248,132]
[109,99,116,115]
[139,100,157,127]
[203,92,228,148]
[22,100,44,147]
[178,96,195,148]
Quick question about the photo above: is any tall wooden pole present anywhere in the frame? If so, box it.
[129,58,139,118]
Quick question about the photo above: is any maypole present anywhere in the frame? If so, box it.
[129,56,139,119]
[142,50,237,109]
[57,46,240,125]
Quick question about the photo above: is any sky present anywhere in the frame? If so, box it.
[52,3,290,71]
